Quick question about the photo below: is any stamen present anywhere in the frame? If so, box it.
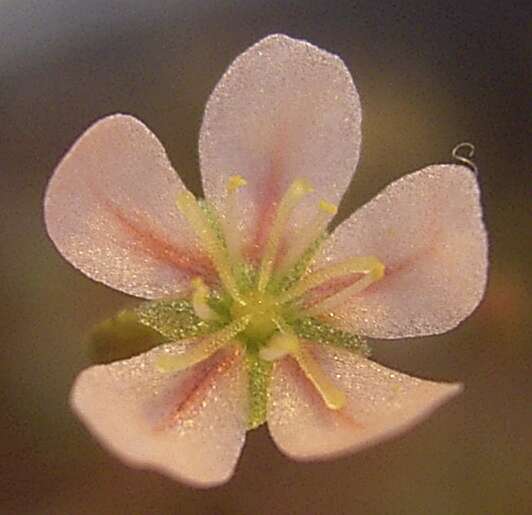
[156,315,250,372]
[279,199,337,273]
[191,277,220,322]
[278,256,385,305]
[294,345,346,410]
[257,178,314,292]
[176,191,244,303]
[223,175,248,263]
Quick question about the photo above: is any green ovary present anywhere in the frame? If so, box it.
[230,291,281,344]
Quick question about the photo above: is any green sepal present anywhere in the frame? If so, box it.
[86,310,166,364]
[135,298,218,340]
[291,316,371,356]
[246,352,273,430]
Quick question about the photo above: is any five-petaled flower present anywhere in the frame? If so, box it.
[44,34,488,487]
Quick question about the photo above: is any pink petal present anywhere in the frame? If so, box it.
[268,343,461,460]
[71,344,248,487]
[45,114,215,299]
[313,165,488,338]
[199,34,361,259]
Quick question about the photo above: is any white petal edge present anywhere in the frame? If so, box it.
[45,114,214,299]
[71,344,248,487]
[268,343,462,460]
[199,34,361,259]
[312,164,488,338]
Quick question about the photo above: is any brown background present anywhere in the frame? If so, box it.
[1,1,530,514]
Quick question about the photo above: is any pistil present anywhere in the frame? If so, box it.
[257,178,314,292]
[278,256,385,305]
[308,264,384,315]
[176,191,244,304]
[222,175,248,263]
[261,318,346,410]
[156,315,251,372]
[293,344,346,409]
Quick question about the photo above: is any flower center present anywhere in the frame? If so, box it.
[166,175,386,414]
[230,291,279,343]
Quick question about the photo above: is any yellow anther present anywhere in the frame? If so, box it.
[156,316,250,372]
[259,332,299,361]
[227,175,248,194]
[278,256,385,305]
[319,200,338,215]
[191,277,220,322]
[257,178,314,292]
[176,191,244,304]
[294,345,346,410]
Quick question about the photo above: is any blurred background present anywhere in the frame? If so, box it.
[1,1,530,514]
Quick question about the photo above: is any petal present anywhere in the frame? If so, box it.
[313,165,488,338]
[199,34,361,258]
[268,343,461,460]
[71,343,248,487]
[44,114,215,299]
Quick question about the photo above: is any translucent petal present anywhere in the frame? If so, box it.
[44,114,214,299]
[268,343,461,460]
[313,165,488,338]
[199,34,361,260]
[71,343,248,487]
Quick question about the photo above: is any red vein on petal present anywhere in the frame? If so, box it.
[302,273,364,308]
[92,188,217,282]
[154,347,241,431]
[246,129,288,263]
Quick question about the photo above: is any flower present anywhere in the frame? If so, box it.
[44,34,488,487]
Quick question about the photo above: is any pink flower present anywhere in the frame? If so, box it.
[44,34,488,487]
